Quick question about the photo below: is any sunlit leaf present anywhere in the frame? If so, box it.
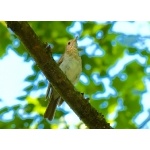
[0,22,12,58]
[24,104,35,113]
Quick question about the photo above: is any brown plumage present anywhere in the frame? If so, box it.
[44,37,82,120]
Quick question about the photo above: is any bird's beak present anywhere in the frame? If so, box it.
[70,36,78,49]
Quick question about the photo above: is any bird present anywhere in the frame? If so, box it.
[44,37,82,120]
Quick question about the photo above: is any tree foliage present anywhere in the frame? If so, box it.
[0,21,150,128]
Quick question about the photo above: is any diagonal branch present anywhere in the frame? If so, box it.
[6,21,112,129]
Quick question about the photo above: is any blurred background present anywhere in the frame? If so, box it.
[0,21,150,129]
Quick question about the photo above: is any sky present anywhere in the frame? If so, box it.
[1,21,150,128]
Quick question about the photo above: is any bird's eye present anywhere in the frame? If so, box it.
[68,42,70,45]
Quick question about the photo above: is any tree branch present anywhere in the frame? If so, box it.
[6,21,112,129]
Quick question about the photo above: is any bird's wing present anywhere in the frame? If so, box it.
[57,54,64,66]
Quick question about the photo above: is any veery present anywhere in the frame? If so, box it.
[44,37,82,120]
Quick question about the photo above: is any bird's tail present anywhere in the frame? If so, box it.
[44,84,60,120]
[44,96,60,120]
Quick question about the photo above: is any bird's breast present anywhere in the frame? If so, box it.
[59,54,82,84]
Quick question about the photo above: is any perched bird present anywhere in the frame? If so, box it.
[44,37,82,120]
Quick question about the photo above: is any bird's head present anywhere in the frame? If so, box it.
[66,36,78,52]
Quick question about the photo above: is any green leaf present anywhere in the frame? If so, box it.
[23,85,34,92]
[37,81,46,88]
[0,22,12,58]
[24,104,35,113]
[24,74,37,82]
[17,95,27,101]
[32,63,40,72]
[13,105,21,110]
[0,107,9,114]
